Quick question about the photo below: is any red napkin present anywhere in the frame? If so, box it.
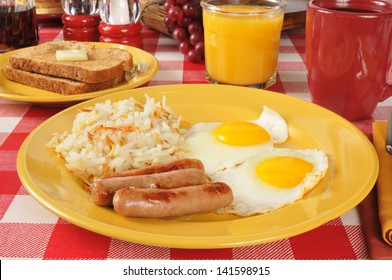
[358,121,392,259]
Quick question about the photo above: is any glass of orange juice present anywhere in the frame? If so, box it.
[201,0,286,88]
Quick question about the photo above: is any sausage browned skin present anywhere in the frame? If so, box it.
[99,158,205,179]
[91,168,208,206]
[113,182,233,218]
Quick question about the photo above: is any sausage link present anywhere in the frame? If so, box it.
[99,158,205,179]
[113,182,233,218]
[91,168,208,206]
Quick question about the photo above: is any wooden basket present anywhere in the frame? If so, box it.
[140,0,171,36]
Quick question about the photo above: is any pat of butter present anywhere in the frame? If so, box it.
[56,50,88,62]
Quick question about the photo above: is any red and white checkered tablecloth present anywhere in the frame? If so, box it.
[1,23,391,260]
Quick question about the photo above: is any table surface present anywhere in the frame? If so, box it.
[1,23,391,260]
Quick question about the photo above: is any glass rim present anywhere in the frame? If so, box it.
[200,0,287,15]
[308,0,392,15]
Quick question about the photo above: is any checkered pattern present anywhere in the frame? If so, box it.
[1,24,391,260]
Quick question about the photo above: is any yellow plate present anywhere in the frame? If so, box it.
[17,84,378,248]
[0,42,158,105]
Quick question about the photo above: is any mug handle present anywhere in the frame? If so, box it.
[380,67,392,101]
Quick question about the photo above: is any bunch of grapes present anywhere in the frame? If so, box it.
[163,0,205,63]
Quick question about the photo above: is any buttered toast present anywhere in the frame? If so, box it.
[2,41,133,94]
[8,41,132,83]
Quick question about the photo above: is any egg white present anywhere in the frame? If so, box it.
[211,148,329,217]
[182,106,289,175]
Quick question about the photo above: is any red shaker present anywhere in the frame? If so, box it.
[61,0,100,42]
[62,14,101,42]
[99,21,143,49]
[98,0,143,48]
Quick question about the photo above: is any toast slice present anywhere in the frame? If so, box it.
[8,41,133,83]
[2,65,125,95]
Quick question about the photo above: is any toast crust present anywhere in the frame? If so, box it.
[8,41,133,83]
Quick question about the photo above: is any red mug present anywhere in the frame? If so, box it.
[305,0,392,121]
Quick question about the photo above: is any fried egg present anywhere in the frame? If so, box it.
[211,148,329,216]
[182,106,288,175]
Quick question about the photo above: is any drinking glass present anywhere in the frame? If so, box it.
[201,0,287,88]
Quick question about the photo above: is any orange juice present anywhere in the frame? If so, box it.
[202,5,284,86]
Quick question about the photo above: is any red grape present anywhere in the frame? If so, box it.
[163,0,205,63]
[188,21,203,35]
[182,3,198,18]
[164,16,178,29]
[187,49,202,63]
[178,16,192,28]
[189,32,203,46]
[172,27,187,43]
[167,6,183,22]
[179,40,193,55]
[194,41,205,57]
[163,0,176,12]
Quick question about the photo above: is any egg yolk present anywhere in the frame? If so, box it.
[213,121,270,146]
[255,156,314,188]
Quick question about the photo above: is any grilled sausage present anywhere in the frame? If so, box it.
[99,158,205,179]
[113,182,233,218]
[91,168,208,206]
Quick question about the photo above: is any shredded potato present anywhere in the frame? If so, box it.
[47,95,188,185]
